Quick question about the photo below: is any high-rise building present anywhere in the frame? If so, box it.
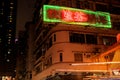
[24,0,120,80]
[0,0,17,77]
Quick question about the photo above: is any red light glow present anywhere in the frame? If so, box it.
[62,10,88,22]
[47,9,60,19]
[47,9,88,22]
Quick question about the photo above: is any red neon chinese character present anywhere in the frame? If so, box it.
[73,11,88,22]
[47,9,59,19]
[62,10,73,21]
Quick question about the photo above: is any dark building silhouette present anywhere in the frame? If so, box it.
[0,0,17,77]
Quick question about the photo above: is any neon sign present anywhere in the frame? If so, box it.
[61,10,88,22]
[43,5,111,28]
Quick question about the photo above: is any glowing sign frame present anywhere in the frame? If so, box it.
[43,5,111,28]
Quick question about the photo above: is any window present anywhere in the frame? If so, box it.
[76,0,92,10]
[96,4,108,12]
[86,34,97,44]
[76,0,81,9]
[104,0,109,3]
[102,36,116,46]
[35,66,41,74]
[74,53,83,62]
[112,22,120,30]
[97,0,104,2]
[35,63,43,74]
[70,33,85,43]
[111,0,120,5]
[110,6,120,15]
[49,37,52,48]
[54,34,56,42]
[60,53,63,62]
[67,0,72,7]
[35,50,42,60]
[50,57,52,65]
[70,33,98,44]
[47,57,52,67]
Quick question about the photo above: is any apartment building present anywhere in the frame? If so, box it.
[0,0,17,78]
[28,0,120,80]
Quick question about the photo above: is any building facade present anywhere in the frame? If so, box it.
[0,0,17,78]
[15,31,27,80]
[28,0,120,80]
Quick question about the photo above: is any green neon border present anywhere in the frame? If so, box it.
[43,5,111,28]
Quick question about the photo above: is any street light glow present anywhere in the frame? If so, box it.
[71,62,120,66]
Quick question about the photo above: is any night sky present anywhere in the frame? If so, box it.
[16,0,34,37]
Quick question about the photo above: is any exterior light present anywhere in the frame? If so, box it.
[71,62,120,66]
[55,69,108,72]
[117,33,120,42]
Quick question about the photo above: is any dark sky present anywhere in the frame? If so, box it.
[16,0,34,38]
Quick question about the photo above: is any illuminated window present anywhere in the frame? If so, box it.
[8,33,12,36]
[8,39,11,44]
[8,42,10,44]
[0,38,1,43]
[8,36,11,39]
[8,51,11,54]
[9,17,13,22]
[0,9,4,15]
[6,59,10,62]
[9,29,12,32]
[10,2,14,5]
[10,6,13,9]
[0,24,2,27]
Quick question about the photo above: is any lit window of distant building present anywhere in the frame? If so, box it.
[0,25,2,27]
[8,33,12,36]
[0,9,4,15]
[8,51,11,54]
[8,39,11,41]
[0,38,1,43]
[6,59,10,62]
[8,36,11,39]
[9,17,13,22]
[10,6,13,9]
[9,29,12,32]
[8,42,10,44]
[10,2,14,5]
